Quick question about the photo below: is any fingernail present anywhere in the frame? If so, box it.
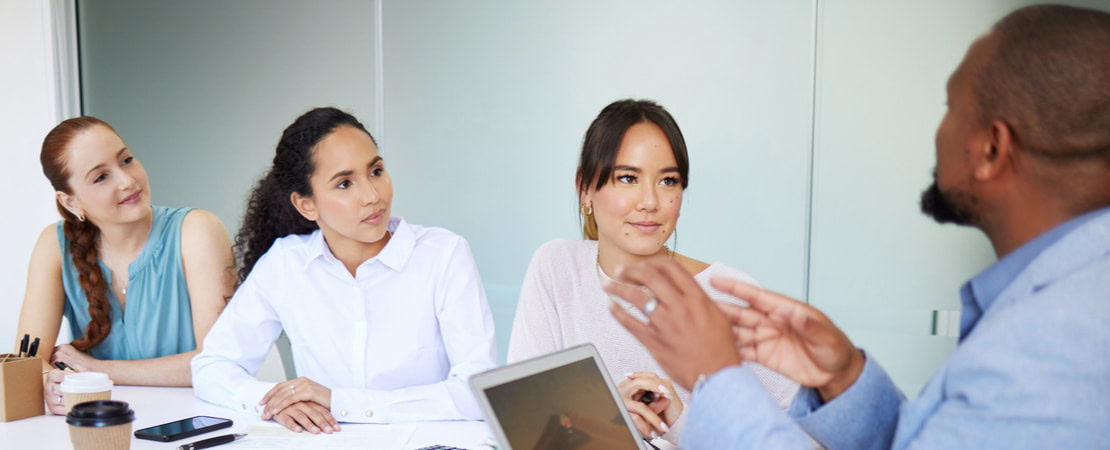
[615,265,625,277]
[660,422,670,433]
[650,431,659,439]
[658,384,670,398]
[624,372,634,379]
[294,427,302,433]
[312,426,320,434]
[324,426,332,433]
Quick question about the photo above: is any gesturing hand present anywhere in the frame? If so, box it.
[261,377,333,420]
[603,259,743,391]
[711,277,864,401]
[272,400,339,434]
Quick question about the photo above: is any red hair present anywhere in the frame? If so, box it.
[40,116,117,351]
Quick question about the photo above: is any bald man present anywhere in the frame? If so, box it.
[604,5,1110,449]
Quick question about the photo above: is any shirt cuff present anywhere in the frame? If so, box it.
[788,351,905,450]
[330,387,385,423]
[232,380,278,417]
[682,365,811,449]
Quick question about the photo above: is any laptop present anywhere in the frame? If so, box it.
[470,344,650,450]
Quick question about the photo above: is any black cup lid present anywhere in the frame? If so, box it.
[65,400,135,427]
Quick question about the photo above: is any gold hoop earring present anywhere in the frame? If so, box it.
[580,204,593,216]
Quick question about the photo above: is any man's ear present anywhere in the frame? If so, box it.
[56,191,84,219]
[290,192,318,222]
[973,120,1015,181]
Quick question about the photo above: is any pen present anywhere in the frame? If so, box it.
[19,334,29,358]
[177,433,246,450]
[28,338,40,358]
[54,361,74,371]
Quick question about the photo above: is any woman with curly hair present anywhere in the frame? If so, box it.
[191,107,498,434]
[16,116,236,415]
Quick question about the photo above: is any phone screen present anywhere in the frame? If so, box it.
[135,416,231,440]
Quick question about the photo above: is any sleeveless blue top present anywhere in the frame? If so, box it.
[57,206,197,360]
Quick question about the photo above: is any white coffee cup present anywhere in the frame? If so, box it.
[60,372,114,414]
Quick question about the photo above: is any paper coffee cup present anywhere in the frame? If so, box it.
[66,400,134,450]
[60,372,113,414]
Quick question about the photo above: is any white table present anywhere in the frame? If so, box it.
[0,386,495,449]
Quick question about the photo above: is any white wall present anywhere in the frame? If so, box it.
[382,0,816,362]
[77,0,378,236]
[77,0,379,382]
[0,1,69,349]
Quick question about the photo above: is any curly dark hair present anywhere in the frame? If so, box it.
[234,107,375,281]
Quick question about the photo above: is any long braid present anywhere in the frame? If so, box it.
[61,207,112,351]
[41,116,119,351]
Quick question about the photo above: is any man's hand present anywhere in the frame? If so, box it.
[711,277,864,401]
[603,259,743,391]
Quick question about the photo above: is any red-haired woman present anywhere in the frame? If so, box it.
[16,116,236,414]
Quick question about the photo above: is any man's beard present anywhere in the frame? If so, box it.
[920,172,978,226]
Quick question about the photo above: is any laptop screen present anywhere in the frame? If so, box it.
[483,357,641,450]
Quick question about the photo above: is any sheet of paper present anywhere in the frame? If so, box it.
[225,423,416,450]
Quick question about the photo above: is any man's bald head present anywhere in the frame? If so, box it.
[976,5,1110,162]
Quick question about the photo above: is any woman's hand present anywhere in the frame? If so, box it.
[51,344,102,373]
[43,370,67,415]
[260,377,333,420]
[271,401,340,434]
[618,371,684,439]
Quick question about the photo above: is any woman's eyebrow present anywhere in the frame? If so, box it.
[84,147,129,179]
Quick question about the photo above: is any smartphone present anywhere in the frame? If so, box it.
[133,415,233,442]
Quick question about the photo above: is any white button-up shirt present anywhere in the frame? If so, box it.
[191,217,498,423]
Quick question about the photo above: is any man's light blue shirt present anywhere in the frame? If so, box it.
[683,207,1110,449]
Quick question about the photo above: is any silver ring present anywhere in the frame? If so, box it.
[643,298,659,317]
[290,386,295,394]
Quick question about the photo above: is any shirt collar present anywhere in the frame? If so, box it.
[302,216,416,273]
[964,207,1110,314]
[374,216,416,272]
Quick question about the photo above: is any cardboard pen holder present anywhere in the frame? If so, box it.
[0,354,45,421]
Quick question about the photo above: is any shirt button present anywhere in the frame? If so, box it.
[241,403,247,410]
[340,410,348,417]
[366,410,373,417]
